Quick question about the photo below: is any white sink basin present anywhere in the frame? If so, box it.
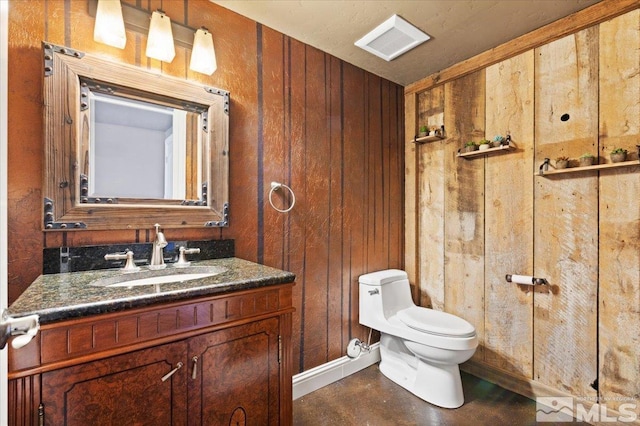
[91,266,226,288]
[105,272,217,287]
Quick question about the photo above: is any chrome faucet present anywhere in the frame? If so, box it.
[149,223,168,269]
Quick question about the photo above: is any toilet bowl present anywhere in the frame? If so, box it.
[359,269,477,408]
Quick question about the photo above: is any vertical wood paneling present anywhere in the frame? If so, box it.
[407,2,638,413]
[8,375,40,426]
[444,71,486,362]
[7,0,47,304]
[260,26,286,271]
[301,45,330,369]
[288,38,307,373]
[598,9,640,413]
[366,74,383,270]
[416,86,445,310]
[533,28,599,398]
[403,93,418,296]
[326,57,344,360]
[342,62,369,347]
[8,1,404,379]
[484,52,535,377]
[389,86,403,269]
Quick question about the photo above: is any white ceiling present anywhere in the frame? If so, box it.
[212,0,602,86]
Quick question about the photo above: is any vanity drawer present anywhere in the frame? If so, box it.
[10,284,292,371]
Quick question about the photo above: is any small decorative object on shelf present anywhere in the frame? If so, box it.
[491,135,504,148]
[461,141,478,153]
[610,147,627,163]
[418,125,428,138]
[555,156,569,169]
[579,152,596,167]
[478,139,491,151]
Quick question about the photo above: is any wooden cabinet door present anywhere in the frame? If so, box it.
[41,342,188,426]
[187,317,281,426]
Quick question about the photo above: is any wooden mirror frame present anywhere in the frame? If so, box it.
[42,42,229,231]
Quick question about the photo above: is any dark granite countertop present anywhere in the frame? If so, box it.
[8,258,295,324]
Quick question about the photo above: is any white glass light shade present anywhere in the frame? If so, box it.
[190,28,217,75]
[146,10,175,63]
[93,0,126,49]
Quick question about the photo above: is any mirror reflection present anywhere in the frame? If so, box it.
[88,92,203,201]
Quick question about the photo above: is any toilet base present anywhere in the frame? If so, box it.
[378,333,465,409]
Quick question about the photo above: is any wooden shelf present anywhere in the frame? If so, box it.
[457,143,516,158]
[537,159,640,176]
[412,134,445,144]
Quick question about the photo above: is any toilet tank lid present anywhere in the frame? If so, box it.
[359,269,407,285]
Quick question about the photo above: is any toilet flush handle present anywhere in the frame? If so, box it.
[368,289,379,295]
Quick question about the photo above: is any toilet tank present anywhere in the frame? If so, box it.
[359,270,415,329]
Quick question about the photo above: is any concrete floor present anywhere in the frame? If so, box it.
[293,365,587,425]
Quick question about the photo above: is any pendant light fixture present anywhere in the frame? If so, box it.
[93,0,126,49]
[146,10,175,63]
[189,28,217,75]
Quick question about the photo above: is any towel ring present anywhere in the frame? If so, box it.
[268,181,296,213]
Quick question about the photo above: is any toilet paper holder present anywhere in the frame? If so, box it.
[505,274,548,286]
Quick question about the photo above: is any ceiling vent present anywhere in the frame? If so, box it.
[355,14,430,62]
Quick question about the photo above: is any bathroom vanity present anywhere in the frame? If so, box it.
[7,258,295,426]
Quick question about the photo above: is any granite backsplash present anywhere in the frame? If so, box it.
[43,239,234,274]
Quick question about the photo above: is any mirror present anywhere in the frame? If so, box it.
[42,42,229,230]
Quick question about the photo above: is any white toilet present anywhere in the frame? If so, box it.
[359,269,478,408]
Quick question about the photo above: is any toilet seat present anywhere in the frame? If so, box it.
[397,307,476,338]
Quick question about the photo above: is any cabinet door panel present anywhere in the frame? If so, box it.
[41,342,187,426]
[188,318,280,426]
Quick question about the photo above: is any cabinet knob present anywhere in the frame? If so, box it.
[161,362,183,382]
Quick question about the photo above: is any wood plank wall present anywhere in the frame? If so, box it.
[6,0,403,374]
[406,0,639,416]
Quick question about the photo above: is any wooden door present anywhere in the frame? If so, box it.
[41,342,188,426]
[187,318,280,426]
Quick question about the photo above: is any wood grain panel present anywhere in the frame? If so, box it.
[287,37,307,373]
[388,85,404,270]
[8,375,41,426]
[533,28,599,398]
[404,92,418,295]
[7,0,48,305]
[597,9,640,413]
[444,70,486,362]
[188,319,279,426]
[342,62,369,347]
[416,86,445,310]
[484,51,535,377]
[366,74,384,270]
[326,56,345,360]
[261,26,287,271]
[41,341,187,426]
[301,45,331,370]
